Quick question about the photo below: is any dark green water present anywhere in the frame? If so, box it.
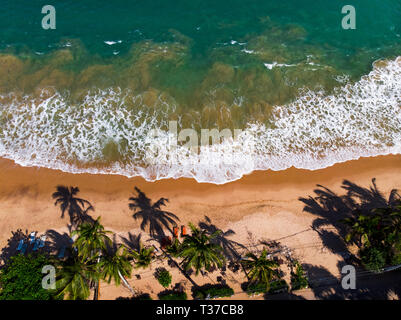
[0,1,400,183]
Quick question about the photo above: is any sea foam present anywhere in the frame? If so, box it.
[0,57,400,184]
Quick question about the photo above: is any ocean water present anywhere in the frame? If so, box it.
[0,0,400,183]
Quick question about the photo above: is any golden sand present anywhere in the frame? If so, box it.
[0,154,400,299]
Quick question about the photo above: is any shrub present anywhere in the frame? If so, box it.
[155,268,172,288]
[133,245,154,269]
[391,251,401,266]
[245,282,267,295]
[390,239,401,266]
[0,253,60,300]
[244,279,289,296]
[158,291,187,300]
[268,279,289,294]
[193,284,234,299]
[290,262,309,291]
[360,247,386,272]
[165,238,182,258]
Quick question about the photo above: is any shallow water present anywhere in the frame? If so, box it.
[0,0,400,183]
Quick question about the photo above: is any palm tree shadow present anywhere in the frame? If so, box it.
[128,187,179,239]
[0,229,30,265]
[45,229,74,256]
[0,228,75,264]
[52,185,95,227]
[120,232,142,252]
[105,234,122,256]
[299,178,400,255]
[302,264,346,300]
[198,216,246,262]
[342,178,400,212]
[304,262,401,300]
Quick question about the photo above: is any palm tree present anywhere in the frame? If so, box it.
[342,212,386,248]
[241,249,280,290]
[55,256,97,300]
[199,216,246,261]
[131,243,154,269]
[179,223,224,275]
[71,217,112,300]
[72,217,112,261]
[374,202,401,231]
[166,238,182,258]
[387,205,401,247]
[363,203,401,258]
[128,187,179,238]
[52,186,93,226]
[99,243,135,295]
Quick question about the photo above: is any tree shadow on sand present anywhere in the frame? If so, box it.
[0,229,31,265]
[303,262,401,300]
[0,228,74,265]
[294,178,401,300]
[43,228,77,259]
[128,187,179,239]
[298,178,401,255]
[198,216,246,262]
[120,232,142,252]
[52,185,94,227]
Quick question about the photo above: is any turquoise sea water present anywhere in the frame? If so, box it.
[0,1,400,183]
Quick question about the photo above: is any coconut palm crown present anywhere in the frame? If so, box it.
[179,223,225,275]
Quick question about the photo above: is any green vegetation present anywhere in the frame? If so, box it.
[72,217,112,260]
[245,279,289,295]
[290,261,309,291]
[193,284,234,299]
[99,245,133,288]
[158,291,187,300]
[244,282,267,295]
[360,247,386,273]
[155,268,172,288]
[131,243,154,269]
[56,217,135,299]
[55,255,97,300]
[0,253,60,300]
[179,223,225,275]
[342,202,401,272]
[241,249,280,291]
[4,183,374,301]
[166,238,182,258]
[268,279,289,294]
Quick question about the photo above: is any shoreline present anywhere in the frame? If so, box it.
[1,153,400,240]
[1,154,401,299]
[1,153,400,192]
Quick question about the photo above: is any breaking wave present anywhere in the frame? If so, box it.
[0,57,400,184]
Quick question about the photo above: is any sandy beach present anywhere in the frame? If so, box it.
[1,154,401,299]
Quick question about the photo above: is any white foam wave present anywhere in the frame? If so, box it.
[0,57,400,184]
[264,62,297,70]
[104,40,122,45]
